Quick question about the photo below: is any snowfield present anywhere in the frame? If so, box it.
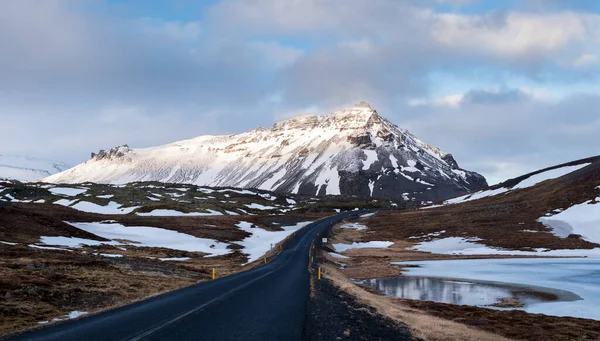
[30,218,320,263]
[159,257,191,262]
[333,241,394,252]
[244,203,277,210]
[49,187,88,196]
[136,209,223,216]
[339,223,368,231]
[513,164,591,190]
[236,221,313,264]
[67,222,231,256]
[410,236,600,257]
[328,252,351,259]
[69,201,138,214]
[539,197,600,244]
[0,155,69,182]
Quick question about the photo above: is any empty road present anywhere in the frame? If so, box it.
[6,212,359,341]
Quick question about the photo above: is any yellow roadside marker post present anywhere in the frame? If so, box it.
[212,268,215,280]
[264,256,267,264]
[318,267,321,280]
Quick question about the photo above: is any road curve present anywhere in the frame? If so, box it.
[5,211,360,341]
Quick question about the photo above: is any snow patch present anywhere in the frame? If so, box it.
[328,252,350,259]
[136,209,223,216]
[68,222,231,256]
[513,163,591,190]
[411,237,600,257]
[236,221,313,264]
[245,203,277,210]
[539,198,600,243]
[340,223,367,231]
[68,311,88,319]
[49,187,87,196]
[70,201,138,215]
[333,241,394,252]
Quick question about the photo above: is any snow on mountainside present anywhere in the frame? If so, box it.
[43,102,487,202]
[0,155,69,182]
[427,156,599,207]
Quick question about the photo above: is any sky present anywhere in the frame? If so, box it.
[0,0,599,185]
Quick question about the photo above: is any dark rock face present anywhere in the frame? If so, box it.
[442,153,459,169]
[347,134,372,147]
[91,145,131,161]
[335,165,486,203]
[338,171,371,197]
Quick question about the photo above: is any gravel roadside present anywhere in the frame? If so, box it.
[303,229,418,341]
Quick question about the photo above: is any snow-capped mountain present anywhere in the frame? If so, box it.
[44,102,487,202]
[0,155,70,182]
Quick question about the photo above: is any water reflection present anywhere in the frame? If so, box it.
[363,276,562,307]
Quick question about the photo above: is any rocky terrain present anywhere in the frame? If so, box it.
[43,102,486,203]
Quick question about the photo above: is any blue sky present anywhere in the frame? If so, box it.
[0,0,599,184]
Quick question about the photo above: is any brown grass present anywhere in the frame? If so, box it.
[0,202,327,337]
[404,299,600,341]
[0,245,196,336]
[359,164,600,251]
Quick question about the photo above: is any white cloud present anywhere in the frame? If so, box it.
[431,12,600,61]
[408,94,464,107]
[572,53,598,68]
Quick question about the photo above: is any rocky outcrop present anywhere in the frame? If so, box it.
[91,145,132,161]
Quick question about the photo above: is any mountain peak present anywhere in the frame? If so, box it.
[353,101,372,109]
[44,105,487,202]
[0,155,69,182]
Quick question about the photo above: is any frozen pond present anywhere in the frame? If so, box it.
[363,276,577,308]
[366,258,600,320]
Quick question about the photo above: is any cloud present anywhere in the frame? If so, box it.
[399,90,600,183]
[572,53,598,68]
[431,12,600,61]
[0,0,598,186]
[461,88,531,104]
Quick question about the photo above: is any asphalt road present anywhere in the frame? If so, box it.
[6,211,360,341]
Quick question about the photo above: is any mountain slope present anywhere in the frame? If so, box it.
[355,155,600,252]
[44,102,486,202]
[0,155,69,182]
[429,155,599,207]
